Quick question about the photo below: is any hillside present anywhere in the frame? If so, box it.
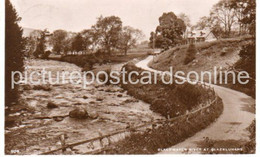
[149,36,253,76]
[148,36,255,97]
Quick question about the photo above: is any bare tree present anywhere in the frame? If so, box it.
[210,0,236,36]
[195,16,211,30]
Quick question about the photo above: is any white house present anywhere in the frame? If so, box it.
[185,28,217,44]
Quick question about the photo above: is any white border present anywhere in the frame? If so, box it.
[0,0,259,156]
[1,0,5,156]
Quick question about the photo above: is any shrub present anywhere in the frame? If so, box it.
[120,62,213,118]
[184,44,197,65]
[99,97,223,154]
[82,62,93,72]
[220,52,226,56]
[42,51,51,59]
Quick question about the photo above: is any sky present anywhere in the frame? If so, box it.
[11,0,219,40]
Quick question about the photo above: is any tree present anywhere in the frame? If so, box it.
[178,13,191,27]
[230,0,256,35]
[151,12,186,50]
[195,16,211,30]
[80,29,99,51]
[210,0,236,37]
[71,33,84,52]
[24,30,42,57]
[33,29,48,58]
[149,31,155,48]
[118,26,144,55]
[5,0,24,106]
[92,15,122,55]
[50,29,68,54]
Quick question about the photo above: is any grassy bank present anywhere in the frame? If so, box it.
[120,62,216,118]
[148,36,255,98]
[59,46,152,69]
[94,62,224,154]
[99,97,223,154]
[149,36,253,73]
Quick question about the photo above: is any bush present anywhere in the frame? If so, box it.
[120,62,213,118]
[184,44,197,65]
[99,97,223,154]
[220,52,226,56]
[42,51,51,59]
[82,62,93,72]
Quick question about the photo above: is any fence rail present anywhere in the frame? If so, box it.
[40,81,219,155]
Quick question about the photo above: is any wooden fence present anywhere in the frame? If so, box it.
[39,81,219,155]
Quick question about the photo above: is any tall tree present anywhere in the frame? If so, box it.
[178,13,191,27]
[33,29,48,58]
[24,30,42,57]
[230,0,256,35]
[210,0,236,37]
[118,26,144,55]
[195,16,211,30]
[5,0,24,106]
[92,16,122,55]
[81,29,98,51]
[152,12,186,50]
[71,33,84,52]
[50,29,68,54]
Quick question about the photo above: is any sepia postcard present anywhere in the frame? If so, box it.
[4,0,256,155]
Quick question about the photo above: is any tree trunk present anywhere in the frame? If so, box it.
[124,48,127,56]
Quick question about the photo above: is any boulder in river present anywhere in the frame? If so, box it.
[33,85,51,91]
[69,107,89,119]
[83,96,88,99]
[47,102,58,109]
[117,94,123,97]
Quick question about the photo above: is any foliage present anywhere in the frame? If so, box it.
[92,16,123,55]
[120,62,212,118]
[100,90,223,154]
[196,0,256,38]
[24,30,42,57]
[232,42,255,97]
[33,29,48,58]
[195,16,211,30]
[50,29,68,54]
[5,0,25,106]
[178,13,191,27]
[229,0,256,35]
[210,0,237,37]
[42,50,51,59]
[81,29,99,51]
[71,33,84,52]
[149,12,186,50]
[184,43,197,65]
[118,26,144,55]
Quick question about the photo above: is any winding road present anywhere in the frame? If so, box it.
[136,56,255,154]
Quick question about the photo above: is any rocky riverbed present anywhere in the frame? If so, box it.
[5,59,165,155]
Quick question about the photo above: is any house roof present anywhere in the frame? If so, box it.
[187,29,215,39]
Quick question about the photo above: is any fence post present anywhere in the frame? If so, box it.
[98,131,104,148]
[60,134,66,152]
